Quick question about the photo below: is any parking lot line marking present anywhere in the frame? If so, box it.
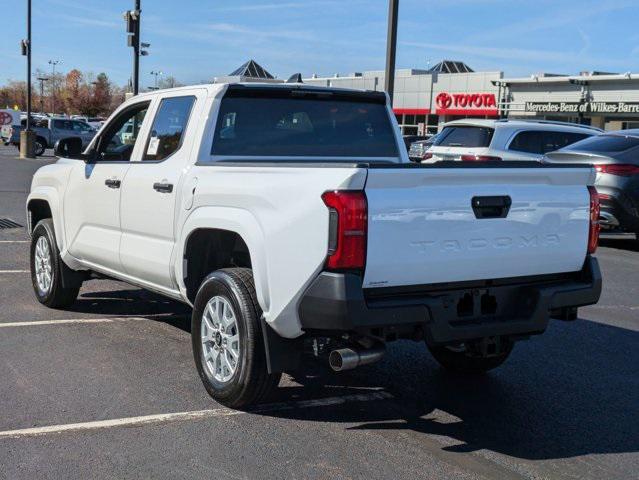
[0,269,29,273]
[0,317,146,328]
[0,240,29,243]
[0,391,393,439]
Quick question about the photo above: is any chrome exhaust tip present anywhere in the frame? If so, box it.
[329,345,385,372]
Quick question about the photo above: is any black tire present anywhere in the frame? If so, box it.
[34,137,46,156]
[192,268,281,409]
[428,339,514,374]
[30,219,80,308]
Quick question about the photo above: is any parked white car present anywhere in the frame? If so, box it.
[423,119,601,163]
[27,83,601,407]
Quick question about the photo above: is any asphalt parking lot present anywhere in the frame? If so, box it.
[0,145,637,480]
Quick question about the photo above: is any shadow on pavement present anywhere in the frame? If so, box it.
[257,319,639,462]
[70,285,191,330]
[66,286,638,461]
[600,236,639,252]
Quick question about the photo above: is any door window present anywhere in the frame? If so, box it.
[509,130,591,155]
[94,102,150,161]
[508,131,543,154]
[72,121,93,133]
[143,96,195,161]
[53,119,73,131]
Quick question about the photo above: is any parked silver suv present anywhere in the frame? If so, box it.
[422,119,601,163]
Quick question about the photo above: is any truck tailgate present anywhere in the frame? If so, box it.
[363,166,594,289]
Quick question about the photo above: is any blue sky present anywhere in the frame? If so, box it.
[3,0,638,88]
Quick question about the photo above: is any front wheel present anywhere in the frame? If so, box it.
[192,268,281,409]
[427,338,514,374]
[30,219,80,308]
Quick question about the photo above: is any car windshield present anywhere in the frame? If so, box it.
[433,126,494,148]
[211,88,399,158]
[563,134,639,153]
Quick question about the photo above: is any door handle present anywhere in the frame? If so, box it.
[105,178,121,189]
[471,195,512,219]
[153,182,173,193]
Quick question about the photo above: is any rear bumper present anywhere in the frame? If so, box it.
[597,188,639,233]
[298,256,601,345]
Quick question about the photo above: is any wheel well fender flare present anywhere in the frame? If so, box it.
[26,188,65,252]
[176,206,270,312]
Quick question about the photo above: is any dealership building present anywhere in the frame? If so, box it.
[301,60,639,135]
[213,60,639,135]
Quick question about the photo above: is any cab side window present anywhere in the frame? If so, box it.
[53,119,73,131]
[72,121,92,133]
[94,102,150,161]
[143,96,195,161]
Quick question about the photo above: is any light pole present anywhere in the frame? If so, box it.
[384,0,399,105]
[150,70,163,89]
[48,59,60,115]
[124,1,142,95]
[37,76,48,114]
[20,0,35,158]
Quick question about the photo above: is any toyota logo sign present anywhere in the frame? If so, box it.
[435,92,453,110]
[436,92,497,111]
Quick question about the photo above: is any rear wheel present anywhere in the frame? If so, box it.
[30,219,80,308]
[428,338,514,374]
[192,268,281,409]
[34,137,46,156]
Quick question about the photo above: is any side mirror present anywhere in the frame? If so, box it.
[54,137,84,160]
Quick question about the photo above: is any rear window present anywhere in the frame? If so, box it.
[211,89,399,158]
[433,126,494,148]
[563,134,639,153]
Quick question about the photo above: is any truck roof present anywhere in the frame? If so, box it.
[135,82,387,99]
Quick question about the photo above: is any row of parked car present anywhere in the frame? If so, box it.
[1,114,112,156]
[405,119,639,240]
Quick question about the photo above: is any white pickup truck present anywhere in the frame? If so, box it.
[27,83,602,408]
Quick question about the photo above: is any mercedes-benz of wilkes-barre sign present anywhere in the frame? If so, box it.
[525,101,639,114]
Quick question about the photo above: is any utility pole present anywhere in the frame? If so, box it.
[20,0,35,158]
[384,0,399,105]
[37,76,48,114]
[48,59,60,114]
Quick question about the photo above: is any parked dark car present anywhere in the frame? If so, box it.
[544,130,639,239]
[402,134,429,151]
[408,133,439,162]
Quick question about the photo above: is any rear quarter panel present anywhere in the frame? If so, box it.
[176,164,368,338]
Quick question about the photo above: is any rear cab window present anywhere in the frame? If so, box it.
[433,126,494,148]
[211,86,399,160]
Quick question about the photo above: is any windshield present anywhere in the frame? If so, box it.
[211,88,399,158]
[433,126,494,148]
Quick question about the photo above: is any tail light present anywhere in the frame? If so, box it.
[587,186,600,254]
[422,152,433,161]
[321,191,367,271]
[594,164,639,176]
[460,154,502,162]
